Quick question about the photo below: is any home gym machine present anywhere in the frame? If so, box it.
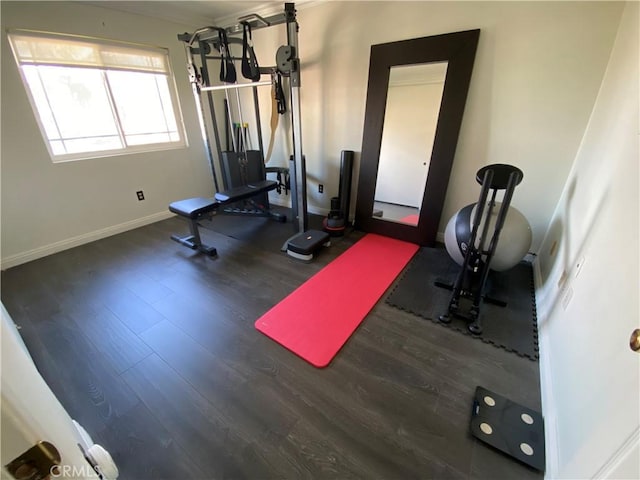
[438,164,526,334]
[169,3,330,259]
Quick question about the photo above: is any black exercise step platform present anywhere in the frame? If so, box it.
[286,230,331,262]
[214,180,278,203]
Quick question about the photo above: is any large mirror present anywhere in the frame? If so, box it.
[355,30,480,246]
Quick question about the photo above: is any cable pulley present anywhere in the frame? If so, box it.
[276,45,296,75]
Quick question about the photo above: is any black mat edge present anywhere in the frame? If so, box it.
[386,253,540,361]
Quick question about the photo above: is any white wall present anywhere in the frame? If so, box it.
[251,1,623,250]
[0,1,211,268]
[535,2,639,477]
[0,1,624,267]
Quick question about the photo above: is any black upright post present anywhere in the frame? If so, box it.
[285,2,307,233]
[338,150,354,223]
[468,171,520,334]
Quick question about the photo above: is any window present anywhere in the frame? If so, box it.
[8,30,187,161]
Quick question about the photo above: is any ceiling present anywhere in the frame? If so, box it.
[83,1,284,28]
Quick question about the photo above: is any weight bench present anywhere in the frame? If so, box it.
[169,180,279,257]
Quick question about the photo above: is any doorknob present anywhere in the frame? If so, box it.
[630,329,640,352]
[5,441,60,479]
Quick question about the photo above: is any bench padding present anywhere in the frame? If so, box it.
[170,181,278,220]
[214,180,278,203]
[169,197,219,219]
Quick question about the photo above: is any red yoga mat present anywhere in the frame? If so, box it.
[255,233,419,367]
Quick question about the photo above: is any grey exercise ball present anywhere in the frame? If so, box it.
[444,202,532,272]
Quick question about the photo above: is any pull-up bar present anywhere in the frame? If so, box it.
[200,80,272,93]
[185,12,287,44]
[236,13,271,28]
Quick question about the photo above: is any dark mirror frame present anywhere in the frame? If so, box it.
[355,29,480,246]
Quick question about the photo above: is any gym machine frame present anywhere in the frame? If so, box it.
[178,3,308,233]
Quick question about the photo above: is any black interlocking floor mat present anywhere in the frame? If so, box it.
[386,247,539,360]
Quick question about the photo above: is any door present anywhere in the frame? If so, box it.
[1,303,118,479]
[374,78,443,209]
[540,3,639,476]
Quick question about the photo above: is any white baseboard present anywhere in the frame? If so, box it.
[1,211,174,270]
[268,197,331,218]
[532,255,559,479]
[538,327,559,479]
[532,255,543,293]
[271,197,447,241]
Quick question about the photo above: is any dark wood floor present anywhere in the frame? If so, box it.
[1,216,543,480]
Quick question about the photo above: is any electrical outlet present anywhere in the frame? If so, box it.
[136,190,145,201]
[557,270,567,289]
[575,255,586,278]
[561,285,574,310]
[318,184,324,193]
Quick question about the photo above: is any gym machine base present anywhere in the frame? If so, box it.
[438,163,524,334]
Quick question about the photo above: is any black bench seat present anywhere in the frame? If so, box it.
[169,197,219,219]
[214,180,278,203]
[168,179,281,257]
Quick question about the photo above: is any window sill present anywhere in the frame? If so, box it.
[49,141,189,163]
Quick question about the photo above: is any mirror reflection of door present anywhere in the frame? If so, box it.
[372,62,448,226]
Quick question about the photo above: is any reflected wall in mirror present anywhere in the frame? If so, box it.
[355,29,480,246]
[373,62,448,226]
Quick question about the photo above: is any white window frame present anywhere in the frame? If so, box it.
[7,29,188,162]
